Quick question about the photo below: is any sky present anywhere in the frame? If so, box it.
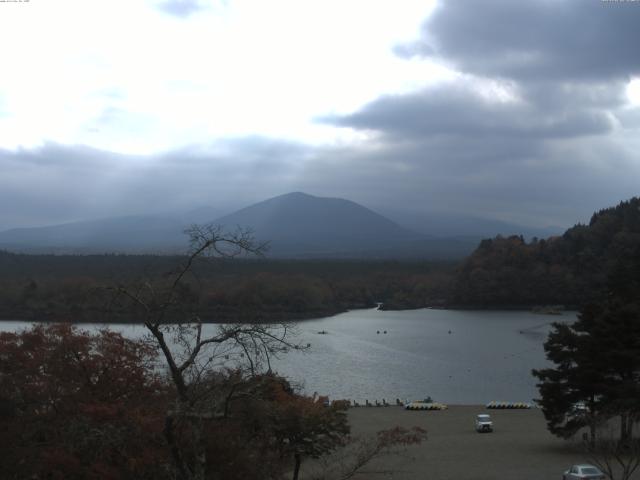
[0,0,639,230]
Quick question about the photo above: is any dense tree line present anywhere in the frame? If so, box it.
[0,253,454,323]
[452,197,640,307]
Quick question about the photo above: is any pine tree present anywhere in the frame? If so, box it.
[533,242,640,445]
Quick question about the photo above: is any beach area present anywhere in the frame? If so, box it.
[321,405,604,480]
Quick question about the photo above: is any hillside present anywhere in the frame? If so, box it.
[452,197,640,307]
[212,192,426,257]
[213,192,483,258]
[0,192,479,259]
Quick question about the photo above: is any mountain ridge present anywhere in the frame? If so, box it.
[0,192,543,258]
[211,192,429,257]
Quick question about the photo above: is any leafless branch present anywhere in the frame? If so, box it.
[582,423,640,480]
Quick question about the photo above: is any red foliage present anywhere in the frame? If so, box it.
[0,323,168,479]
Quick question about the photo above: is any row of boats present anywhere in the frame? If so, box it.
[405,401,448,410]
[404,400,534,410]
[486,401,533,409]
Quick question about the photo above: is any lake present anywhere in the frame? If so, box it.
[0,308,574,404]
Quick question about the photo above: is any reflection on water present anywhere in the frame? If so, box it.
[0,308,574,404]
[271,308,574,404]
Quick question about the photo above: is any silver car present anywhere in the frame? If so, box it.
[563,464,605,480]
[475,414,493,433]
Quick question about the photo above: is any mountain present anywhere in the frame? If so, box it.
[0,215,188,253]
[0,193,480,258]
[376,207,563,239]
[180,206,228,225]
[211,192,428,257]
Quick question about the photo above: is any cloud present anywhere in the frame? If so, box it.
[0,138,310,229]
[314,0,640,226]
[1,1,638,233]
[155,0,211,18]
[1,124,638,233]
[304,133,640,227]
[397,0,640,82]
[322,81,615,140]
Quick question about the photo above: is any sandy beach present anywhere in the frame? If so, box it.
[319,405,611,480]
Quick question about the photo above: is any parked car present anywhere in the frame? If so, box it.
[571,402,588,414]
[562,464,605,480]
[475,414,493,433]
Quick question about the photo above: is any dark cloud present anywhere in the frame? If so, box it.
[323,83,615,140]
[398,0,640,82]
[0,130,638,233]
[314,0,640,227]
[323,2,635,146]
[2,1,638,234]
[0,139,309,229]
[155,0,209,18]
[303,135,640,228]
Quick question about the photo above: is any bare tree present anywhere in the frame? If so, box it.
[311,426,427,480]
[112,224,302,480]
[582,421,640,480]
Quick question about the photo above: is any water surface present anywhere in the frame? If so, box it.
[1,308,573,404]
[272,308,571,404]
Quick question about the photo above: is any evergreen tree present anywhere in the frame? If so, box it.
[532,318,605,443]
[533,241,640,444]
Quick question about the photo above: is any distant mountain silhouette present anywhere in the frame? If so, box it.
[0,193,480,258]
[376,207,563,239]
[0,215,187,253]
[212,192,476,258]
[210,192,419,257]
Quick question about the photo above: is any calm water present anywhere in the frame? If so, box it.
[0,308,574,404]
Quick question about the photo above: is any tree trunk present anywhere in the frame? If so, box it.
[589,419,597,449]
[621,413,631,446]
[292,453,301,480]
[164,401,208,480]
[191,415,207,480]
[165,415,190,480]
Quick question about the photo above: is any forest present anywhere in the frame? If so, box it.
[0,252,454,323]
[451,197,640,308]
[1,197,638,323]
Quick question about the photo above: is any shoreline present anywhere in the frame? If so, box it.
[0,304,575,325]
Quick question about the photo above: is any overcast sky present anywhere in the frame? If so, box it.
[0,0,639,230]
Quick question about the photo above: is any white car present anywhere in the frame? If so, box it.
[475,414,493,433]
[562,464,605,480]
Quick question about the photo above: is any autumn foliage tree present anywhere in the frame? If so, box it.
[260,380,350,480]
[0,325,347,480]
[0,324,167,479]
